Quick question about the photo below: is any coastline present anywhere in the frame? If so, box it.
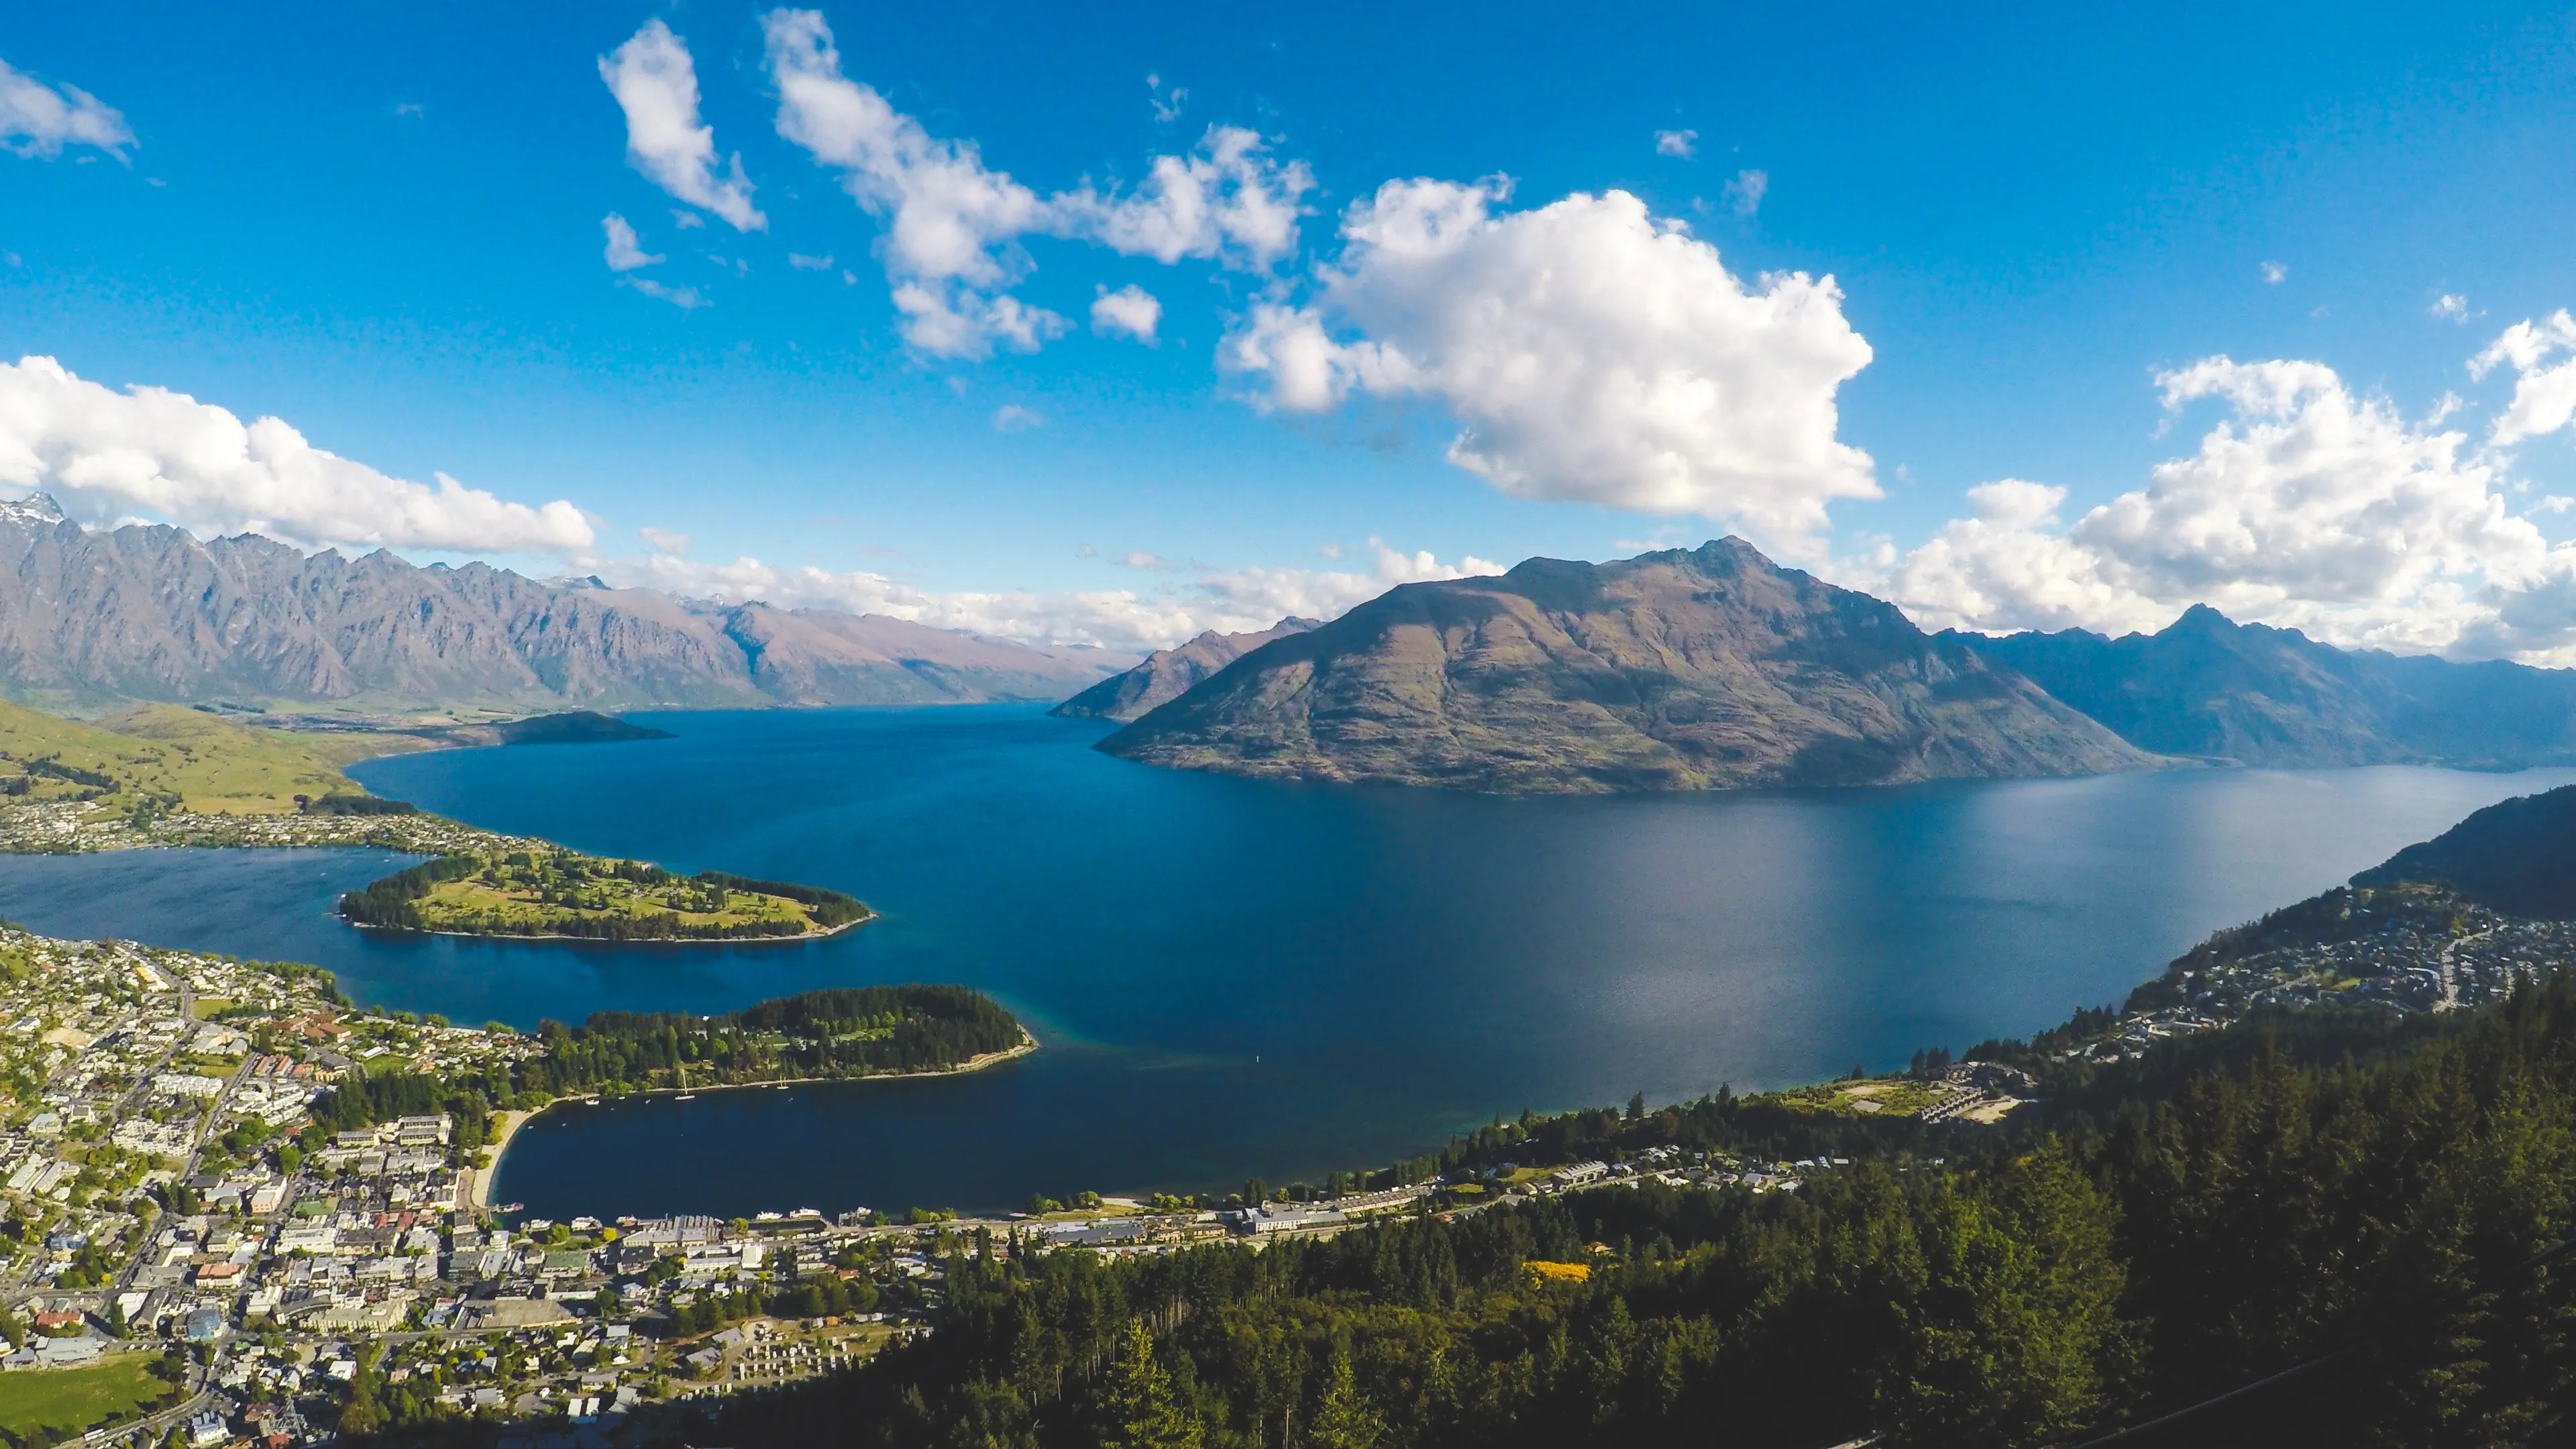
[470,1108,533,1210]
[342,908,875,946]
[473,1032,1038,1200]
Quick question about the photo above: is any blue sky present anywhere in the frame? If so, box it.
[8,1,2576,655]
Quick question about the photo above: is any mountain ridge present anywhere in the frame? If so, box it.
[0,498,1130,714]
[1098,538,2157,793]
[1956,606,2576,767]
[1051,616,1320,722]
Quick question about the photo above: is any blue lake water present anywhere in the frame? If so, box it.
[0,704,2560,1220]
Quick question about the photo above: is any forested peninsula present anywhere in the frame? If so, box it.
[335,848,872,942]
[521,985,1032,1093]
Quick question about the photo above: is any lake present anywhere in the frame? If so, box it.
[0,705,2559,1220]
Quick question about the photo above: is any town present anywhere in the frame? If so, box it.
[0,879,2551,1446]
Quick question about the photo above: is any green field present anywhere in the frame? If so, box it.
[1762,1077,1958,1118]
[341,849,872,941]
[0,1355,180,1444]
[0,698,425,816]
[418,855,816,934]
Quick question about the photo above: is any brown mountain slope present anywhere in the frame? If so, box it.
[1098,539,2160,793]
[0,496,1126,712]
[1051,616,1320,721]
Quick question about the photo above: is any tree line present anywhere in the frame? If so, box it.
[597,973,2576,1449]
[515,985,1025,1095]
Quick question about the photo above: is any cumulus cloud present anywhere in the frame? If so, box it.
[2470,311,2576,449]
[601,213,662,272]
[1062,125,1312,268]
[1090,284,1161,343]
[760,12,1305,358]
[0,356,593,553]
[594,536,1501,652]
[763,9,1059,357]
[1222,178,1877,550]
[1876,354,2576,659]
[1654,129,1697,158]
[2432,292,2471,321]
[788,252,835,270]
[0,56,131,160]
[2260,260,2288,284]
[990,404,1042,432]
[599,19,766,232]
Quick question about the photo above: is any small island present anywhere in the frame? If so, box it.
[337,847,873,941]
[521,984,1034,1093]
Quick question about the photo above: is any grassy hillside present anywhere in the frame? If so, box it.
[0,699,427,816]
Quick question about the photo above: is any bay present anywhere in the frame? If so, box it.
[0,704,2559,1220]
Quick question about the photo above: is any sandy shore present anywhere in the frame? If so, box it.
[469,1109,533,1210]
[472,1031,1037,1207]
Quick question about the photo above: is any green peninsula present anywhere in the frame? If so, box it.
[515,984,1032,1093]
[337,849,873,941]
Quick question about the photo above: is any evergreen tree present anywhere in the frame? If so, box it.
[1307,1343,1383,1449]
[1099,1319,1203,1449]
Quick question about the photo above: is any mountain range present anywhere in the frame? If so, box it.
[1959,605,2576,768]
[1096,539,2155,792]
[1051,617,1319,722]
[0,496,1128,714]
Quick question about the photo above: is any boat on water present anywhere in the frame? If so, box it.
[674,1093,696,1101]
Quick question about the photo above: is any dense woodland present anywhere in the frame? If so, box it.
[515,985,1026,1093]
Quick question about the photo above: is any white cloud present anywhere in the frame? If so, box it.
[595,536,1501,652]
[2260,260,2288,284]
[1147,74,1186,125]
[1723,168,1768,217]
[599,20,766,232]
[2432,292,2471,321]
[601,213,662,272]
[1876,355,2576,660]
[639,526,692,555]
[1654,128,1697,158]
[991,404,1042,432]
[0,356,592,553]
[1061,125,1312,269]
[761,13,1305,358]
[788,252,835,270]
[672,209,706,230]
[1222,178,1877,551]
[763,9,1058,357]
[2471,311,2576,449]
[625,276,706,309]
[0,56,131,160]
[1090,284,1161,343]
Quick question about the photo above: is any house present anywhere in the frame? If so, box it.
[182,1306,225,1342]
[184,1408,229,1447]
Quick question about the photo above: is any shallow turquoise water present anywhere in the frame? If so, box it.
[0,705,2559,1218]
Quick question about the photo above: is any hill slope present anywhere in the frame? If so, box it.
[1051,616,1319,721]
[1099,539,2157,793]
[0,495,1127,712]
[1959,605,2576,767]
[2351,783,2576,917]
[0,699,421,814]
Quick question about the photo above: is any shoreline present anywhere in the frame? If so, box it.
[343,910,875,947]
[474,1032,1038,1202]
[470,1108,533,1211]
